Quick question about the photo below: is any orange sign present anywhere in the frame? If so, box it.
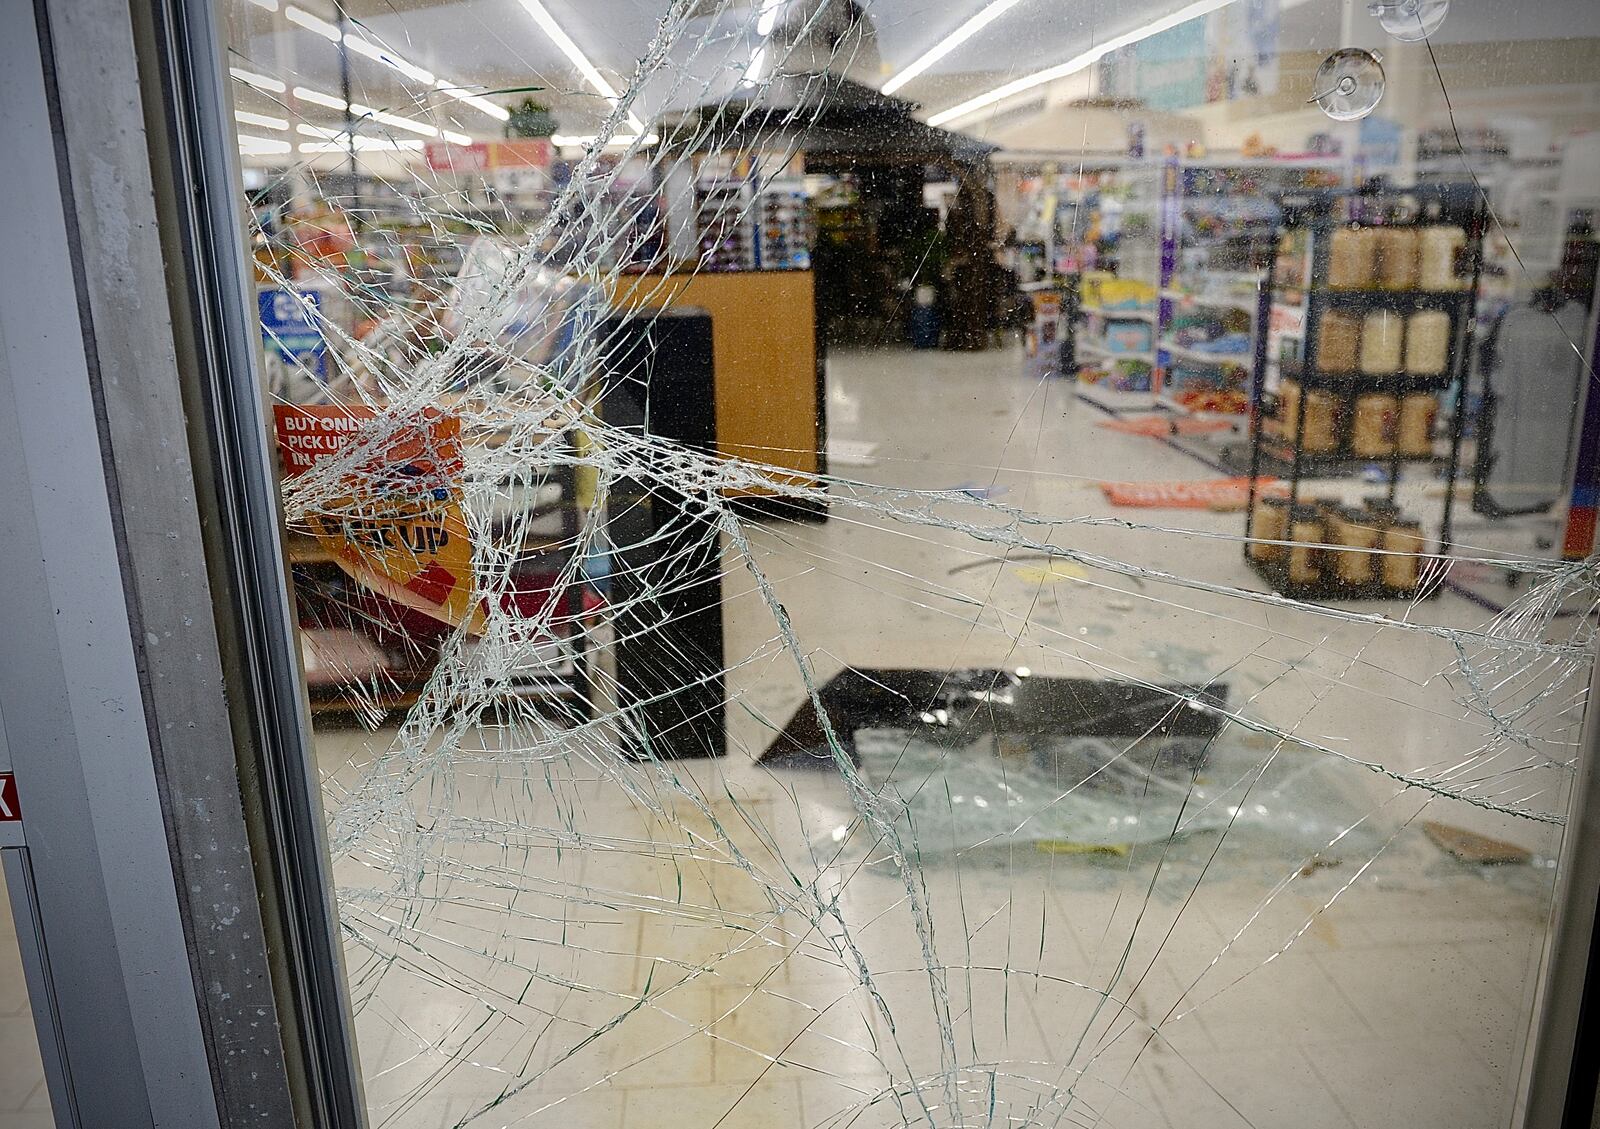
[274,405,484,634]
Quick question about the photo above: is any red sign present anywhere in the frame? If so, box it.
[423,139,552,173]
[424,141,490,173]
[0,774,19,822]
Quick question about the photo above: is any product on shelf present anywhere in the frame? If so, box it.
[1375,226,1420,290]
[1405,309,1451,374]
[1287,505,1324,585]
[1244,185,1483,600]
[1352,392,1398,456]
[1328,226,1378,289]
[1419,225,1468,290]
[1381,521,1426,590]
[1328,507,1380,586]
[1249,495,1289,560]
[1279,379,1339,453]
[1316,310,1362,371]
[1359,309,1405,373]
[1397,392,1439,456]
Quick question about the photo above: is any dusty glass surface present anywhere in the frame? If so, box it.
[220,0,1599,1124]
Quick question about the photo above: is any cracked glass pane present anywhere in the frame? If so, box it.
[222,0,1598,1124]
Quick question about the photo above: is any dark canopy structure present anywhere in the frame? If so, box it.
[658,73,1001,348]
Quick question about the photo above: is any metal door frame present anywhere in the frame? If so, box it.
[0,0,366,1124]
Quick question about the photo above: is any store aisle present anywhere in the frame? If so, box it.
[310,344,1565,1128]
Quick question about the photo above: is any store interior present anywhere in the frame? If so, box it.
[7,0,1599,1126]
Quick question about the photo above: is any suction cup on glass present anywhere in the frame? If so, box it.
[1309,48,1386,122]
[1368,0,1448,41]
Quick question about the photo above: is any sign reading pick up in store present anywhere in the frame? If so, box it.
[274,406,486,634]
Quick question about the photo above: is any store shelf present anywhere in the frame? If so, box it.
[1164,340,1254,366]
[1279,362,1455,393]
[1078,339,1155,363]
[1285,288,1470,312]
[1082,304,1157,322]
[1161,289,1260,315]
[1242,551,1441,602]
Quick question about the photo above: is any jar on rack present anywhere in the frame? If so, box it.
[1316,310,1362,372]
[1352,393,1398,457]
[1249,495,1289,561]
[1328,507,1380,586]
[1287,506,1324,585]
[1328,226,1378,290]
[1360,310,1404,375]
[1380,521,1426,590]
[1419,226,1467,291]
[1302,389,1339,453]
[1398,393,1438,457]
[1375,227,1420,290]
[1405,310,1451,375]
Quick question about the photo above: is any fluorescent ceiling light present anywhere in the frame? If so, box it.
[294,85,347,110]
[743,46,769,86]
[236,109,289,131]
[354,105,439,137]
[927,0,1236,126]
[756,0,783,36]
[284,4,340,41]
[343,32,436,85]
[245,0,280,10]
[238,134,293,155]
[551,132,659,148]
[299,138,425,153]
[881,0,1027,96]
[515,0,644,131]
[231,66,287,94]
[293,85,443,138]
[434,82,511,122]
[442,130,473,145]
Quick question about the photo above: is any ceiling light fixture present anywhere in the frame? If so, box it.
[742,0,785,87]
[284,4,340,41]
[299,138,425,153]
[434,82,512,122]
[238,133,293,155]
[926,0,1237,127]
[231,66,287,94]
[442,130,473,145]
[343,32,436,85]
[281,7,508,124]
[514,0,645,131]
[235,109,290,131]
[880,0,1027,96]
[293,85,348,110]
[551,132,660,148]
[354,104,439,137]
[245,0,280,10]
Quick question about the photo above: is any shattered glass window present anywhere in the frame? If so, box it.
[222,0,1599,1124]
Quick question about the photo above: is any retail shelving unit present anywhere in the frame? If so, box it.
[1242,184,1487,601]
[1066,161,1161,406]
[1154,155,1344,417]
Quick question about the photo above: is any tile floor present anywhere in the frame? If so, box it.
[0,344,1573,1127]
[0,868,55,1128]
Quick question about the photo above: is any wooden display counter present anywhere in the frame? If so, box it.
[611,270,826,517]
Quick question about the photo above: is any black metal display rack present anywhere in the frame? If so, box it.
[1242,185,1487,600]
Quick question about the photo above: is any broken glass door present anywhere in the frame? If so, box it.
[212,0,1600,1124]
